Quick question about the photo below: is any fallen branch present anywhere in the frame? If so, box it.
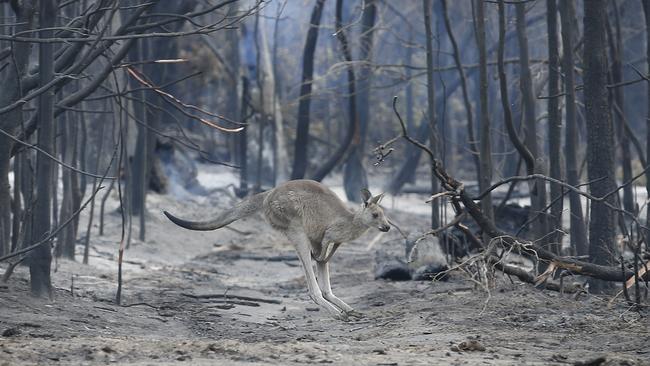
[382,96,641,284]
[181,292,282,304]
[489,256,583,294]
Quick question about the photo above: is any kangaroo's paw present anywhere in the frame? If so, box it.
[333,311,350,322]
[345,309,365,319]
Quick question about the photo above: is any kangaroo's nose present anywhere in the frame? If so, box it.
[379,225,390,232]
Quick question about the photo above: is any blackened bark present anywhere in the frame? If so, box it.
[546,0,562,254]
[225,2,241,165]
[56,116,76,259]
[515,2,549,248]
[83,117,106,264]
[291,0,326,180]
[237,77,250,198]
[129,40,147,225]
[644,0,650,241]
[498,0,534,173]
[475,0,494,224]
[253,10,265,193]
[583,0,617,292]
[30,0,55,297]
[559,0,588,255]
[608,5,633,214]
[311,0,357,183]
[423,0,440,229]
[442,0,480,181]
[343,0,375,202]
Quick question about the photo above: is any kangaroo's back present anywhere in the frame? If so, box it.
[262,180,351,236]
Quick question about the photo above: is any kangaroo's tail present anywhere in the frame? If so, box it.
[163,191,269,231]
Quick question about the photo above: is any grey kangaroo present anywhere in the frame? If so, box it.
[163,179,390,320]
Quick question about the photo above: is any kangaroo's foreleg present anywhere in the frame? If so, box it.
[290,231,347,320]
[312,242,340,262]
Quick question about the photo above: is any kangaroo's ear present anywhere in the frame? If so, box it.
[370,192,385,205]
[360,188,372,205]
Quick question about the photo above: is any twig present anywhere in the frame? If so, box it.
[426,191,457,203]
[125,66,244,133]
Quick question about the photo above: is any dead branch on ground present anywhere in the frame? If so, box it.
[376,96,648,301]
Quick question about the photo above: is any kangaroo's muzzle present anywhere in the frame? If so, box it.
[379,224,390,232]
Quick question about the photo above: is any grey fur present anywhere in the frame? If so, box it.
[164,179,390,320]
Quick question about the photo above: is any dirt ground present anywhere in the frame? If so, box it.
[1,180,649,365]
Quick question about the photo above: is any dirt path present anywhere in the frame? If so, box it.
[1,191,648,365]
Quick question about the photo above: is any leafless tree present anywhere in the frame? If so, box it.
[475,0,494,228]
[559,0,588,255]
[584,0,617,292]
[291,0,326,180]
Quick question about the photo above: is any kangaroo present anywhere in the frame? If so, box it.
[163,179,390,320]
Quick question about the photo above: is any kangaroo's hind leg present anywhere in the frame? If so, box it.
[316,260,364,319]
[287,230,348,320]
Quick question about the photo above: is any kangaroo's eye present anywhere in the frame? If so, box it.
[372,213,379,218]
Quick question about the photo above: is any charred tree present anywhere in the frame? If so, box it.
[30,0,55,297]
[423,0,440,229]
[644,0,650,238]
[515,1,549,246]
[475,0,494,225]
[442,0,480,181]
[583,0,617,292]
[311,0,357,182]
[56,114,77,259]
[129,40,147,243]
[546,0,562,253]
[237,76,250,198]
[607,4,633,214]
[343,0,376,202]
[291,0,326,180]
[559,0,588,255]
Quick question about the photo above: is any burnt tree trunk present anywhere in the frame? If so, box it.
[237,76,250,198]
[559,0,588,255]
[583,0,617,292]
[129,40,147,227]
[475,0,494,225]
[56,114,76,259]
[30,0,55,297]
[644,0,650,240]
[343,0,376,202]
[311,0,357,183]
[291,0,326,180]
[515,2,549,247]
[608,4,633,214]
[423,0,440,229]
[546,0,562,253]
[442,0,480,181]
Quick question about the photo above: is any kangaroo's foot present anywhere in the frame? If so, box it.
[345,309,365,319]
[332,311,350,322]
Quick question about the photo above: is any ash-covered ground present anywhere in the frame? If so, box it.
[1,164,648,365]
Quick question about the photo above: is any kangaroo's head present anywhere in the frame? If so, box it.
[360,189,390,232]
